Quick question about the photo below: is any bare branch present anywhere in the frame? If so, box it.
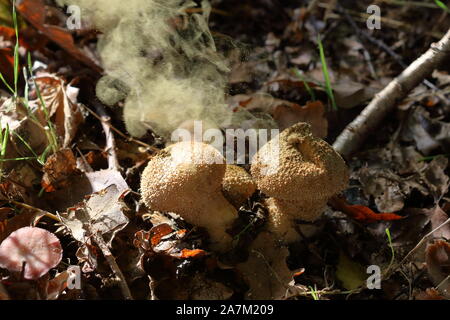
[333,28,450,158]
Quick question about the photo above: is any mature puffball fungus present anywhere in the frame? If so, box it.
[222,165,256,208]
[251,122,349,242]
[0,227,63,280]
[140,141,237,251]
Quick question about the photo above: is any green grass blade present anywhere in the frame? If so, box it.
[385,228,395,269]
[38,144,52,165]
[0,71,15,94]
[27,53,59,153]
[0,156,36,162]
[12,0,19,97]
[308,286,319,300]
[434,0,450,12]
[1,124,9,157]
[317,35,338,111]
[12,131,39,159]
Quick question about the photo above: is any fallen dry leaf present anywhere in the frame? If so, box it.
[0,210,45,243]
[230,94,327,137]
[45,270,70,300]
[186,274,233,300]
[45,169,129,212]
[237,231,295,300]
[31,74,84,148]
[60,184,129,245]
[427,205,450,240]
[16,0,101,72]
[272,100,327,137]
[333,80,377,109]
[403,106,450,155]
[426,240,450,298]
[329,196,403,223]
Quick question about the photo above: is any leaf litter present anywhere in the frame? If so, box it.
[0,0,449,300]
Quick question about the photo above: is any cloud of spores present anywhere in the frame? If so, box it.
[57,0,241,138]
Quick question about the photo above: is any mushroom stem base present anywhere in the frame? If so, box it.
[264,198,326,243]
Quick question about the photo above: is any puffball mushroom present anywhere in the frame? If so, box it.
[222,165,256,208]
[140,141,237,251]
[251,122,349,242]
[0,227,63,280]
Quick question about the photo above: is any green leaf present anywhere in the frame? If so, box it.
[434,0,450,12]
[317,35,337,110]
[336,251,367,290]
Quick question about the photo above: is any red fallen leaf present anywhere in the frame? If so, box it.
[16,0,101,72]
[178,249,208,259]
[329,196,403,223]
[0,26,16,41]
[150,223,174,247]
[0,26,38,50]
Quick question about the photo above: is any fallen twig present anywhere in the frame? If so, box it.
[317,2,445,39]
[148,275,158,300]
[8,199,60,222]
[93,102,120,171]
[82,104,159,153]
[89,228,133,300]
[333,28,450,158]
[337,4,437,90]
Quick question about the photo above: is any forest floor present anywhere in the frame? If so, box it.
[0,0,450,300]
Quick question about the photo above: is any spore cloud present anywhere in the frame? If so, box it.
[58,0,238,138]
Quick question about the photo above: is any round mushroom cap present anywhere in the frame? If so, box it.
[222,165,256,208]
[141,141,227,222]
[0,227,62,280]
[251,122,348,203]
